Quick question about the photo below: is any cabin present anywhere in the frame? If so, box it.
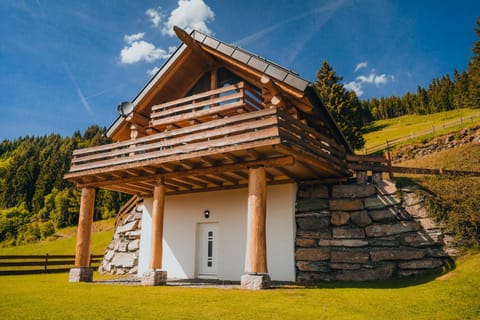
[65,27,450,289]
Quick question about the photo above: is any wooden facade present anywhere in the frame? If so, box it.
[65,27,353,287]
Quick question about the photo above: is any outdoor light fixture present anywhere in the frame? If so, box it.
[117,101,134,118]
[204,210,210,219]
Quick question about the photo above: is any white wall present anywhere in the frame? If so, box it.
[137,183,297,281]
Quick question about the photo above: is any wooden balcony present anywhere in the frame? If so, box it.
[65,83,349,196]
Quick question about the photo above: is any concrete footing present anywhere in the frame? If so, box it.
[141,270,167,286]
[69,267,93,283]
[240,273,271,290]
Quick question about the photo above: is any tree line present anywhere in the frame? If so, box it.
[0,126,129,246]
[316,17,480,149]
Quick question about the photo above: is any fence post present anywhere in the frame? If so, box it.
[44,253,49,273]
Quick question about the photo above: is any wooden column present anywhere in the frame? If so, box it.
[244,166,268,273]
[150,179,166,270]
[74,187,96,267]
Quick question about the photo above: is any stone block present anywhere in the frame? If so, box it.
[111,252,137,268]
[298,185,329,198]
[368,238,400,247]
[365,221,421,237]
[141,270,167,286]
[127,239,140,251]
[241,274,270,290]
[331,184,376,199]
[364,197,387,210]
[350,211,372,227]
[295,238,316,247]
[117,220,139,234]
[330,250,369,264]
[296,198,329,212]
[370,248,425,262]
[125,230,141,239]
[297,272,334,282]
[331,212,350,226]
[296,230,331,240]
[369,209,397,222]
[296,261,331,272]
[329,199,364,211]
[401,232,437,247]
[295,248,330,261]
[319,239,368,247]
[405,204,429,218]
[69,267,93,283]
[329,263,361,270]
[398,258,444,269]
[426,248,450,258]
[332,227,365,239]
[397,269,426,277]
[117,241,128,252]
[297,216,330,231]
[335,264,394,281]
[104,250,114,261]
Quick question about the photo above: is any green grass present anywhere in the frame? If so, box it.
[362,108,480,152]
[0,253,478,319]
[0,219,114,255]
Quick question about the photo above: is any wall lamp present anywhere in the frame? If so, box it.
[204,210,210,219]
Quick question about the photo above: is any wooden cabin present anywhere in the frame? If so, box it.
[65,27,352,289]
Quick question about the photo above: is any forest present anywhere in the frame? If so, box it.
[0,17,479,247]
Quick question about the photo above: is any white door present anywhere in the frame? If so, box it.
[197,223,219,278]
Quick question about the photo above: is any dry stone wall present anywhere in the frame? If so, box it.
[295,180,453,282]
[98,201,143,275]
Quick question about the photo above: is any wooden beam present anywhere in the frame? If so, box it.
[199,156,216,167]
[74,188,95,268]
[77,156,294,188]
[216,173,239,185]
[165,178,193,190]
[244,166,268,274]
[126,111,149,128]
[174,26,216,68]
[178,159,196,170]
[150,181,165,270]
[171,176,207,188]
[274,167,296,180]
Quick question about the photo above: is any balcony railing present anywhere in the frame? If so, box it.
[66,84,347,179]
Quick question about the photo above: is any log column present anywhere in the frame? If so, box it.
[241,166,270,289]
[69,187,95,282]
[142,179,167,286]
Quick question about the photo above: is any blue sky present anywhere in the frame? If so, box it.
[0,0,478,140]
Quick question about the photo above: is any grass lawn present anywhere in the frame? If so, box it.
[0,219,114,255]
[0,253,478,319]
[362,108,480,152]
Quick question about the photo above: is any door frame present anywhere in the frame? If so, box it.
[196,222,219,279]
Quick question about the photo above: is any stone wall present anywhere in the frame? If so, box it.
[295,179,454,282]
[98,201,143,275]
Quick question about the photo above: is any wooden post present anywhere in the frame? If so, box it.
[244,166,268,274]
[150,179,166,270]
[74,187,95,267]
[241,166,270,289]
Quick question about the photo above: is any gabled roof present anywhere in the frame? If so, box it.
[106,28,352,153]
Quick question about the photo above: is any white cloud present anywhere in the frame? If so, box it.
[345,81,364,97]
[124,32,145,44]
[120,40,169,64]
[146,8,162,27]
[162,0,215,36]
[356,72,394,85]
[354,62,368,72]
[147,67,160,77]
[345,66,394,97]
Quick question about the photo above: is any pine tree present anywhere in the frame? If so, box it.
[467,16,480,108]
[314,61,365,149]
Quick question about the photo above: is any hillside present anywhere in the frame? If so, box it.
[385,135,480,249]
[361,108,480,153]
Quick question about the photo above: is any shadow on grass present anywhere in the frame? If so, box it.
[277,259,456,290]
[363,123,389,134]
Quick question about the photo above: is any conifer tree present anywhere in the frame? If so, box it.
[467,16,480,108]
[314,61,365,150]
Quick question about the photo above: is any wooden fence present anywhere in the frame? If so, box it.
[363,113,480,154]
[0,254,103,276]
